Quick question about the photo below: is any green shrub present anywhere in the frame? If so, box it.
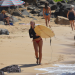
[54,0,63,2]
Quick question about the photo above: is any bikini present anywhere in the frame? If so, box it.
[29,28,42,44]
[34,39,42,44]
[45,10,50,16]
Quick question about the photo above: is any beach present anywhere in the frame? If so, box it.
[0,12,75,75]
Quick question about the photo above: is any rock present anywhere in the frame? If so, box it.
[0,71,4,75]
[27,5,36,10]
[11,16,18,23]
[30,10,39,14]
[21,9,30,16]
[37,0,48,8]
[67,0,74,4]
[12,12,24,17]
[0,65,21,73]
[61,0,67,3]
[50,4,57,10]
[38,5,44,8]
[38,11,43,16]
[0,21,4,25]
[18,5,25,8]
[54,2,71,17]
[55,16,70,25]
[47,0,55,4]
[0,28,9,35]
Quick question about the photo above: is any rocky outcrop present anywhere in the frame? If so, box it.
[0,28,9,35]
[55,16,70,25]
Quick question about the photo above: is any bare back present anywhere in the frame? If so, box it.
[43,6,51,16]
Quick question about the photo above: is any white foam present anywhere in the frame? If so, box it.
[35,64,75,75]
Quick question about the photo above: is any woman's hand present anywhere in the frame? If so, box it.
[36,34,39,36]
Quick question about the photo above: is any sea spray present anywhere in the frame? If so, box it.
[35,64,75,75]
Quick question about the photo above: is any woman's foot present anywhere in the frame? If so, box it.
[36,58,39,64]
[39,62,41,65]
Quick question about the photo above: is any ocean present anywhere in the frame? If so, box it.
[35,64,75,75]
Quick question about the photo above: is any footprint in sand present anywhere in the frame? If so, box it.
[58,55,64,62]
[0,63,4,65]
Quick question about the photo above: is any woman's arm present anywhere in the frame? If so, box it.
[29,29,33,38]
[67,11,69,19]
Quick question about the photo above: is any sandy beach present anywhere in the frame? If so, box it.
[0,11,75,75]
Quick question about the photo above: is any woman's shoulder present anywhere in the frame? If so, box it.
[48,6,50,9]
[29,28,33,32]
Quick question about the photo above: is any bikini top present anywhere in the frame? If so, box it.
[45,8,50,16]
[29,28,40,39]
[68,11,74,18]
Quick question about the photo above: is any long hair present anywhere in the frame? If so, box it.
[45,2,48,9]
[30,21,35,29]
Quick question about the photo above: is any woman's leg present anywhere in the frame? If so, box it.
[33,41,39,64]
[38,39,43,64]
[48,15,51,28]
[72,20,75,30]
[70,21,73,30]
[6,17,10,25]
[44,16,48,27]
[33,41,38,59]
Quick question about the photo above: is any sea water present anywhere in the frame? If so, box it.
[35,64,75,75]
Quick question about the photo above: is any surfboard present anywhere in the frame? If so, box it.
[34,25,55,38]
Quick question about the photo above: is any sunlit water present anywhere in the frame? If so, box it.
[35,64,75,75]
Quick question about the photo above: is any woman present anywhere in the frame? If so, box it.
[43,2,51,27]
[67,5,75,30]
[1,10,10,25]
[29,21,43,65]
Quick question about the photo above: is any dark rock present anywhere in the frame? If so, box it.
[50,4,57,10]
[38,5,44,8]
[12,12,24,17]
[37,0,48,8]
[11,16,18,23]
[0,28,9,35]
[0,71,4,75]
[54,2,71,18]
[0,65,21,73]
[67,0,74,4]
[30,10,39,14]
[47,0,55,4]
[61,0,67,3]
[56,2,63,8]
[22,9,30,16]
[38,0,48,5]
[38,11,43,16]
[18,5,25,8]
[27,6,36,10]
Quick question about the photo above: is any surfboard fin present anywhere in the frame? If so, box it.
[50,38,51,46]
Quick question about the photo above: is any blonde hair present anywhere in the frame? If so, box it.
[1,10,7,14]
[30,21,35,28]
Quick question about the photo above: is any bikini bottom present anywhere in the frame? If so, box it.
[45,13,50,16]
[35,39,42,44]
